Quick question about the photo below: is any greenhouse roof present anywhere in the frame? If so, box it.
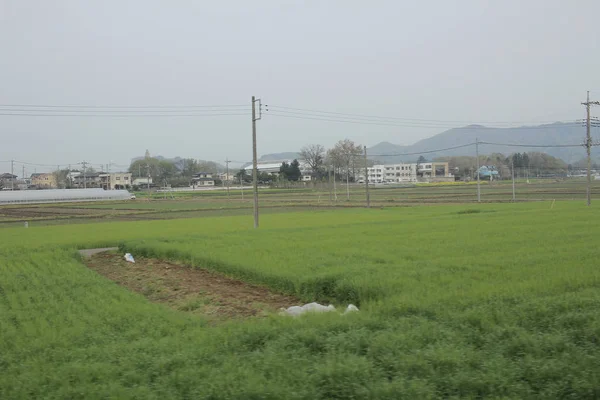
[0,189,132,205]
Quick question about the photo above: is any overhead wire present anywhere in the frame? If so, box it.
[265,104,578,126]
[265,110,580,130]
[0,112,249,118]
[479,142,583,148]
[370,143,475,157]
[0,103,249,109]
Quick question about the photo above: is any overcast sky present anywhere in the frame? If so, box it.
[1,0,599,173]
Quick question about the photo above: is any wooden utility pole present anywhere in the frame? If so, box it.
[582,91,600,206]
[81,161,88,189]
[511,156,516,202]
[251,96,261,228]
[328,167,332,204]
[225,158,231,198]
[364,146,370,208]
[475,138,481,202]
[146,163,151,195]
[10,160,14,190]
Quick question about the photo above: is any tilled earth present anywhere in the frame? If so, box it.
[84,252,300,321]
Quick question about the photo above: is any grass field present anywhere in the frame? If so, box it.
[1,178,598,228]
[1,201,600,398]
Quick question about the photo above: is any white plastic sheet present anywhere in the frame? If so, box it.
[279,302,359,317]
[124,253,135,263]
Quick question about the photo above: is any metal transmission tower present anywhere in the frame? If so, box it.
[582,91,600,206]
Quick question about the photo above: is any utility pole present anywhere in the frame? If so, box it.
[22,165,25,182]
[333,165,337,201]
[10,160,14,190]
[364,146,370,208]
[511,156,516,202]
[240,173,244,200]
[81,161,88,189]
[475,138,481,202]
[146,163,151,194]
[328,167,332,204]
[225,158,231,198]
[582,91,600,206]
[251,96,261,228]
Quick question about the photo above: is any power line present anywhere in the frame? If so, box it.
[0,112,249,118]
[265,110,580,130]
[0,103,249,109]
[266,104,576,125]
[479,142,583,148]
[371,143,475,157]
[0,108,249,114]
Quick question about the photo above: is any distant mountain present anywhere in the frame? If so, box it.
[257,152,300,162]
[238,152,301,169]
[367,122,590,164]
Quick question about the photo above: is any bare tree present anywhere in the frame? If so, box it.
[331,139,363,200]
[299,144,325,179]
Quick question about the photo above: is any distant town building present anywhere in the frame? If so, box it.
[31,173,57,189]
[100,172,132,190]
[217,172,236,182]
[243,160,312,180]
[364,162,451,183]
[0,173,17,188]
[71,172,102,188]
[132,177,153,187]
[191,172,215,187]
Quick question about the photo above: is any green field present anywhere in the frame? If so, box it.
[1,202,600,398]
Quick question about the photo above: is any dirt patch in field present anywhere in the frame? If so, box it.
[84,252,299,321]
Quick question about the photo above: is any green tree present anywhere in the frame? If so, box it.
[288,159,302,181]
[279,162,290,179]
[181,159,200,177]
[129,158,161,180]
[235,169,251,183]
[157,160,178,184]
[258,172,275,184]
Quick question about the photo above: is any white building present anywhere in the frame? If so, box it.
[133,177,153,186]
[365,162,451,183]
[100,172,132,190]
[244,160,312,179]
[191,172,215,187]
[367,163,417,183]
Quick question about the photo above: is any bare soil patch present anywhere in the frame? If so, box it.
[84,252,299,321]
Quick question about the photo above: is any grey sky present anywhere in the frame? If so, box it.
[1,0,599,173]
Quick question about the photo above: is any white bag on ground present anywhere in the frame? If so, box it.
[280,302,336,316]
[124,253,135,263]
[344,304,359,314]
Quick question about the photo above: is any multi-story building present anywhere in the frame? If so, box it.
[30,173,57,189]
[100,172,132,190]
[365,162,451,183]
[0,173,17,188]
[71,172,102,188]
[367,163,417,183]
[191,172,215,187]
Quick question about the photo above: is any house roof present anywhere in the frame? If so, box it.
[0,173,17,179]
